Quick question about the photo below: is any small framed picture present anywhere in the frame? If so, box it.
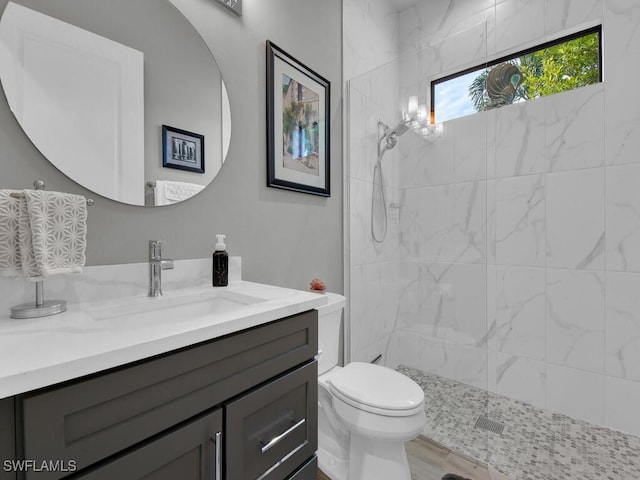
[214,0,242,16]
[162,125,205,174]
[266,41,330,197]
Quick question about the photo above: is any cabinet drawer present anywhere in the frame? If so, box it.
[287,455,317,480]
[74,409,223,480]
[225,361,318,480]
[18,310,317,480]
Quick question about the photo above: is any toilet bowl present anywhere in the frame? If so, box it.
[316,293,426,480]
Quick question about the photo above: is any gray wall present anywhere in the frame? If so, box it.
[0,0,343,293]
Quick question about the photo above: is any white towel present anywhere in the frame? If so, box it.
[154,180,204,206]
[0,190,22,277]
[19,190,87,280]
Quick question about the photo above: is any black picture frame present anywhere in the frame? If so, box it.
[266,40,330,197]
[162,125,205,174]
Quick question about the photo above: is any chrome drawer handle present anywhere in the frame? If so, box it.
[256,441,308,480]
[260,418,306,454]
[214,431,222,479]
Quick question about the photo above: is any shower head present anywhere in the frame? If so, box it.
[377,119,410,158]
[391,120,410,137]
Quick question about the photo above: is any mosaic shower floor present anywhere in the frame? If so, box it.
[398,365,640,480]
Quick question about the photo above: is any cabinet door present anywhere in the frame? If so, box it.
[74,409,223,480]
[225,361,317,480]
[0,398,15,480]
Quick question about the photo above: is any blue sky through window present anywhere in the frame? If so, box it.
[433,70,482,123]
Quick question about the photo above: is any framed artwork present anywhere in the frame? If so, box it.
[162,125,205,174]
[266,40,330,197]
[214,0,242,16]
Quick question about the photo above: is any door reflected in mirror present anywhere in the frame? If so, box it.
[0,0,231,206]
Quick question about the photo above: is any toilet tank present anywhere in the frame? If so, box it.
[316,292,346,375]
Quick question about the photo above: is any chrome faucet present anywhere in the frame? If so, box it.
[149,240,174,297]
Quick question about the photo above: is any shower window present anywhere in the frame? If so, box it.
[431,25,602,123]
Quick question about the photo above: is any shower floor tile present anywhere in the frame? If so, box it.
[398,365,640,480]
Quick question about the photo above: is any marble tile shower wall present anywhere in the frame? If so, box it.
[348,60,403,364]
[344,0,404,365]
[343,0,400,81]
[384,0,640,438]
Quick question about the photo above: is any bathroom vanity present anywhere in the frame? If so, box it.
[0,282,325,480]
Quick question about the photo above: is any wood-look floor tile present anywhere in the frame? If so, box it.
[442,451,492,480]
[406,436,450,480]
[317,435,502,480]
[317,467,332,480]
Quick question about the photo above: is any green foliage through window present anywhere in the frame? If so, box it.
[432,27,601,123]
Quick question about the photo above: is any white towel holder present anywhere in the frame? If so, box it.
[10,180,89,319]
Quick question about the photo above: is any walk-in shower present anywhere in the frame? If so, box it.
[347,41,494,479]
[347,8,640,476]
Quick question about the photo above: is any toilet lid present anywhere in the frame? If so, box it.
[327,362,424,415]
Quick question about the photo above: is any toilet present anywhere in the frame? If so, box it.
[316,293,426,480]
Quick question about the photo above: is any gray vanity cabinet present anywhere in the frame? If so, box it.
[226,361,317,480]
[5,310,318,480]
[75,409,223,480]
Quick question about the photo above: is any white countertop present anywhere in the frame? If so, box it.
[0,281,327,399]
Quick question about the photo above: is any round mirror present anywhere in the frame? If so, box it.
[0,0,231,206]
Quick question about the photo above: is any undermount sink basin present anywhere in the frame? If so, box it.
[86,289,265,324]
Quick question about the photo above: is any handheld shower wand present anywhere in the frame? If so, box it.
[371,119,410,243]
[377,120,410,158]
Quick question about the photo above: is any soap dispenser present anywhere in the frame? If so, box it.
[212,234,228,287]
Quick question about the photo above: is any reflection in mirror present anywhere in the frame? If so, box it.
[0,0,231,206]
